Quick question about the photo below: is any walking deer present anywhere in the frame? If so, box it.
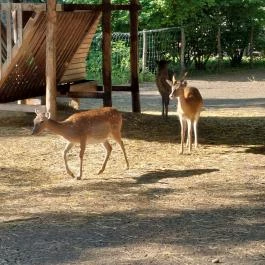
[167,73,203,154]
[32,107,129,180]
[155,60,173,117]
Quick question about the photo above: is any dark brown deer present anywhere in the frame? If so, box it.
[32,107,129,180]
[167,73,203,154]
[155,60,173,117]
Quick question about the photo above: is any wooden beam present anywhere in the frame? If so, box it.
[102,0,112,107]
[0,3,46,12]
[0,3,141,12]
[0,103,46,113]
[46,0,57,118]
[130,0,141,113]
[60,4,141,11]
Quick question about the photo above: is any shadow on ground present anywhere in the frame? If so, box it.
[135,169,219,184]
[123,112,265,146]
[0,111,264,146]
[0,205,264,265]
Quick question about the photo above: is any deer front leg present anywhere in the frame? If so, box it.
[179,117,185,154]
[77,140,86,180]
[98,141,112,174]
[187,119,192,153]
[193,120,198,148]
[63,142,74,178]
[112,131,129,170]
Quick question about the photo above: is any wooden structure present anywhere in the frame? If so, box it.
[0,0,141,116]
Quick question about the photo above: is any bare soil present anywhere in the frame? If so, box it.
[0,69,264,265]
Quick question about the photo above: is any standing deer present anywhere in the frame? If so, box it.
[32,107,129,180]
[167,73,203,154]
[155,60,173,117]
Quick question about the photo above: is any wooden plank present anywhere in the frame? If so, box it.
[67,91,104,98]
[17,4,23,46]
[0,3,46,12]
[60,4,140,11]
[6,4,12,65]
[67,57,86,64]
[97,85,131,92]
[60,73,87,82]
[0,3,141,12]
[46,0,57,118]
[0,103,46,112]
[62,68,86,76]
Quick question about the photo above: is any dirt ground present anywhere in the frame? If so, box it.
[0,69,264,265]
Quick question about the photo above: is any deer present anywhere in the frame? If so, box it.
[166,73,203,154]
[155,60,173,118]
[32,107,129,180]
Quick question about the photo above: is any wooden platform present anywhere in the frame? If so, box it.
[0,10,101,103]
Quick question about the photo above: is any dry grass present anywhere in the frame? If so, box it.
[0,78,265,264]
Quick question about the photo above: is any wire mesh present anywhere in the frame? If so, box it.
[87,27,181,84]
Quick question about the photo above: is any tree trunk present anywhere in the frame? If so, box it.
[249,24,254,68]
[217,25,222,71]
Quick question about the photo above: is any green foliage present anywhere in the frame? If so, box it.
[87,39,132,84]
[66,0,265,82]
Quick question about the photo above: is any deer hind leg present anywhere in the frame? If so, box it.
[165,96,169,118]
[77,140,86,180]
[98,140,112,175]
[187,119,192,153]
[193,119,198,148]
[162,97,165,117]
[179,117,186,154]
[112,131,129,170]
[63,142,75,178]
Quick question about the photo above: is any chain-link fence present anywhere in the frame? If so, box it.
[87,27,181,84]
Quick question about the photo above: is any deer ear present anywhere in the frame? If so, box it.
[172,75,177,84]
[45,112,51,119]
[166,79,172,86]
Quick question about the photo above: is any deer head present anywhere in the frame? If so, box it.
[32,109,51,135]
[167,72,188,99]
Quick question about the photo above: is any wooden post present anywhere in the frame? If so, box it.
[46,0,57,118]
[17,3,23,46]
[102,0,112,107]
[130,0,140,113]
[0,18,2,79]
[6,3,12,65]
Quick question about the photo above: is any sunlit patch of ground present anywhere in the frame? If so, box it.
[0,73,264,264]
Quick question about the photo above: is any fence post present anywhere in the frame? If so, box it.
[180,26,185,74]
[142,29,147,72]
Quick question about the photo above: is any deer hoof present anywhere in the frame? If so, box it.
[76,176,81,180]
[97,169,104,175]
[67,171,75,178]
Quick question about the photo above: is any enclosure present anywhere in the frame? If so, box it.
[0,69,264,264]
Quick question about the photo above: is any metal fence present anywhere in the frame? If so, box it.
[87,27,181,84]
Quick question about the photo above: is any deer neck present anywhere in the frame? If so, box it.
[177,88,188,112]
[45,119,67,136]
